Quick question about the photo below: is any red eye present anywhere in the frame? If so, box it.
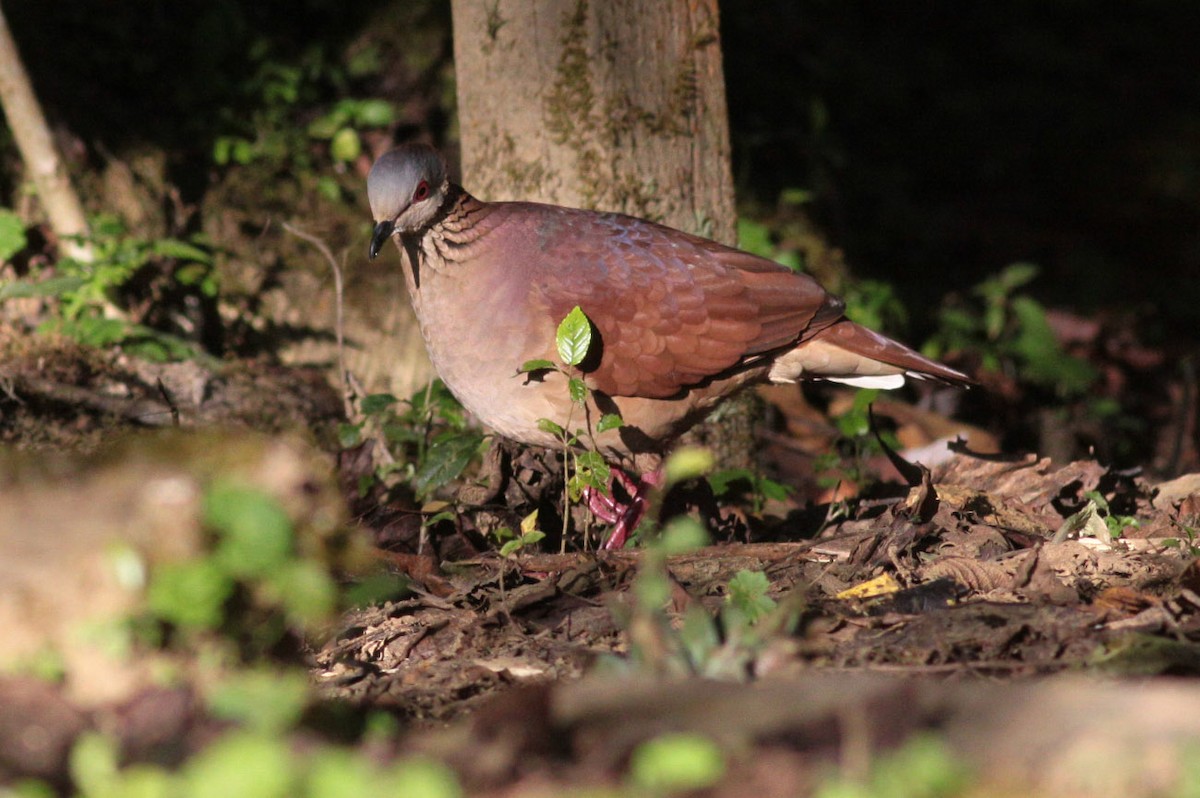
[413,180,429,201]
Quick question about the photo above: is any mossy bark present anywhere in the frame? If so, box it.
[451,0,734,242]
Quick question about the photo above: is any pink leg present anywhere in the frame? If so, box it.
[583,484,622,523]
[599,468,663,550]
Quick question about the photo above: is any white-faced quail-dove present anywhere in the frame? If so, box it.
[367,144,971,548]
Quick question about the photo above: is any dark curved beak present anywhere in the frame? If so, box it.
[369,220,395,260]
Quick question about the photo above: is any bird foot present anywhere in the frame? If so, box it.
[582,468,664,550]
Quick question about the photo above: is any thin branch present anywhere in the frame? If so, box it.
[281,221,353,420]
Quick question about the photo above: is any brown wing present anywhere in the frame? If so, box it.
[527,205,844,398]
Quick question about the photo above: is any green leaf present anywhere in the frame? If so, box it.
[338,422,363,448]
[353,99,395,127]
[316,176,341,202]
[660,516,709,555]
[112,765,173,798]
[0,208,27,261]
[779,187,814,206]
[736,218,773,258]
[679,604,720,672]
[568,377,588,403]
[774,250,802,271]
[360,393,398,415]
[304,750,379,798]
[518,358,556,373]
[707,467,754,497]
[330,127,362,162]
[574,450,611,489]
[41,317,129,346]
[152,238,212,263]
[835,388,879,438]
[998,261,1040,292]
[537,417,565,437]
[343,573,410,607]
[346,46,384,78]
[556,306,592,367]
[268,560,337,627]
[206,668,310,733]
[725,570,777,623]
[664,446,715,485]
[628,733,726,792]
[413,432,484,496]
[758,477,792,502]
[205,485,294,578]
[306,109,348,140]
[378,757,463,798]
[146,558,234,630]
[0,275,85,301]
[596,413,623,433]
[182,732,295,798]
[1009,295,1096,394]
[69,733,119,798]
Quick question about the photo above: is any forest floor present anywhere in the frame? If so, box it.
[4,338,1200,797]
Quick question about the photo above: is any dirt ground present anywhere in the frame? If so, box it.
[4,344,1200,796]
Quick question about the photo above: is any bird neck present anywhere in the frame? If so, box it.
[423,185,495,243]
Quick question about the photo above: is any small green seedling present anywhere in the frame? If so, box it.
[340,380,486,502]
[492,509,547,557]
[518,306,623,550]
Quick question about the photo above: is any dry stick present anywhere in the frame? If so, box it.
[0,3,92,263]
[280,222,353,420]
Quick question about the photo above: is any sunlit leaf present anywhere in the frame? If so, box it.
[182,731,294,798]
[596,413,623,432]
[205,485,294,578]
[537,417,565,437]
[330,127,361,162]
[568,377,587,403]
[664,447,714,485]
[518,358,556,373]
[146,559,234,630]
[556,306,592,367]
[725,570,776,623]
[353,99,395,127]
[629,733,726,792]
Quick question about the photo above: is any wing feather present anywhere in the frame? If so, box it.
[527,205,842,398]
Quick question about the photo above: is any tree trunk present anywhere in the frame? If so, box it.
[452,0,756,468]
[0,2,91,262]
[452,0,734,242]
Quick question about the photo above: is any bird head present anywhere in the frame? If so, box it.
[367,144,449,259]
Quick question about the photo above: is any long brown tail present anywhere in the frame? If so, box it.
[811,320,972,384]
[768,319,972,388]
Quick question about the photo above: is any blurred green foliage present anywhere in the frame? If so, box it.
[628,733,727,793]
[144,481,338,648]
[925,262,1096,396]
[812,733,971,798]
[65,728,464,798]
